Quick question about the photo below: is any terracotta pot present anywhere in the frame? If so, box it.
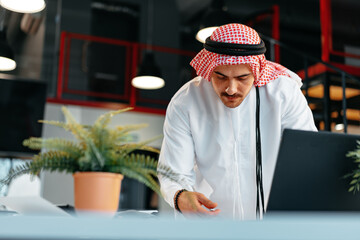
[73,172,123,215]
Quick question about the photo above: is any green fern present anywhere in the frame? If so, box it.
[94,108,133,130]
[0,151,78,188]
[23,138,82,158]
[345,140,360,194]
[115,124,148,139]
[0,106,182,197]
[107,153,161,195]
[115,136,162,158]
[91,108,133,153]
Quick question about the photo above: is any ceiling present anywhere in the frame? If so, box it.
[175,0,360,54]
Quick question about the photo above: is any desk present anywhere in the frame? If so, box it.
[0,212,359,239]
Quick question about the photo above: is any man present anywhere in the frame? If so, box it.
[158,23,317,219]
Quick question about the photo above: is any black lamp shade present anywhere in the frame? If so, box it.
[137,51,162,78]
[0,40,15,61]
[131,51,165,89]
[199,8,232,30]
[196,0,232,43]
[0,30,16,71]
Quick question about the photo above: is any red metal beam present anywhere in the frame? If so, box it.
[61,89,130,100]
[124,44,132,99]
[296,62,327,79]
[272,5,280,63]
[56,32,67,99]
[297,61,360,79]
[66,32,134,47]
[47,97,128,110]
[330,50,360,60]
[329,62,360,77]
[46,98,166,115]
[130,44,138,107]
[63,36,72,93]
[320,0,332,62]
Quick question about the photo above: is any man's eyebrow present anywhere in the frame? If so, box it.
[214,71,227,77]
[214,71,251,78]
[235,73,251,78]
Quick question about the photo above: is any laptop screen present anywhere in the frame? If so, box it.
[267,129,360,211]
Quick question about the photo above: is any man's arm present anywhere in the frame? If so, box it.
[175,189,220,215]
[158,100,220,215]
[281,81,317,131]
[157,100,196,208]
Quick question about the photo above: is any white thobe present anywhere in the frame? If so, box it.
[158,72,317,219]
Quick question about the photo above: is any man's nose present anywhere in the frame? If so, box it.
[225,80,237,95]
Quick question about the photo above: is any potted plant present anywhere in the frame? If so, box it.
[0,106,177,214]
[345,140,360,193]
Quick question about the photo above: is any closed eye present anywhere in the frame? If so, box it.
[214,72,227,80]
[236,74,251,80]
[237,73,251,78]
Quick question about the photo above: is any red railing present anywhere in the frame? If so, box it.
[320,0,360,76]
[246,4,281,63]
[50,31,196,115]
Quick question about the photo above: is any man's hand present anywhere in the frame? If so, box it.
[176,191,221,216]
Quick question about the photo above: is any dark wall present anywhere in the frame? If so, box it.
[41,0,183,106]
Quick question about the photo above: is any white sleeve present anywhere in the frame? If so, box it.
[281,82,318,132]
[157,100,196,208]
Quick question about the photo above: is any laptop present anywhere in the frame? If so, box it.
[267,129,360,212]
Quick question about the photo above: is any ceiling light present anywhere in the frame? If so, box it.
[196,26,218,43]
[131,51,165,90]
[0,31,16,71]
[196,0,231,43]
[131,76,164,90]
[0,56,16,71]
[131,0,165,90]
[0,0,46,13]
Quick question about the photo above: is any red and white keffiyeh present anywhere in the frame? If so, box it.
[190,23,290,87]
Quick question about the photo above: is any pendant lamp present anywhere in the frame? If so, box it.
[0,0,45,13]
[131,51,164,89]
[131,0,165,90]
[196,0,231,43]
[0,30,15,71]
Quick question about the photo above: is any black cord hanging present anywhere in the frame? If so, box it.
[255,86,265,218]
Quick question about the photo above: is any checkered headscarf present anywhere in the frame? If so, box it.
[190,23,290,86]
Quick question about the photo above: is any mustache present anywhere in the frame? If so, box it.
[221,92,241,98]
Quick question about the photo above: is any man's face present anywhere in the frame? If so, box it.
[210,64,255,108]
